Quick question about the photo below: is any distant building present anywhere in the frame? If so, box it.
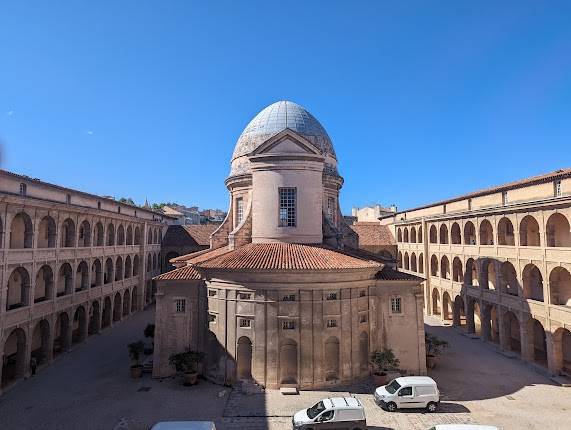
[161,206,185,225]
[160,224,219,271]
[352,204,396,223]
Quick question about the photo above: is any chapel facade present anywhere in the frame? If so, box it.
[153,101,426,389]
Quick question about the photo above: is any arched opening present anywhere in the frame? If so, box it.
[397,252,403,269]
[91,259,103,287]
[53,312,70,356]
[165,251,180,271]
[117,225,125,245]
[6,267,31,310]
[442,292,452,322]
[429,225,437,244]
[520,215,540,246]
[147,254,152,272]
[483,304,500,343]
[133,255,140,276]
[279,339,298,385]
[404,252,410,270]
[72,306,87,344]
[115,256,123,281]
[529,319,547,367]
[554,328,571,376]
[418,253,424,274]
[500,261,518,296]
[451,222,461,244]
[481,259,497,290]
[2,328,27,388]
[102,297,112,328]
[523,264,544,301]
[60,218,76,248]
[324,337,340,381]
[452,257,463,283]
[403,228,409,243]
[134,226,141,245]
[113,293,122,322]
[410,252,417,272]
[439,224,449,244]
[94,222,104,246]
[464,221,476,245]
[38,216,56,248]
[453,295,466,328]
[35,265,54,303]
[549,267,571,306]
[471,301,482,336]
[465,258,478,287]
[122,289,130,316]
[131,287,138,312]
[124,256,132,279]
[236,336,253,380]
[57,263,73,297]
[10,212,33,249]
[479,220,494,245]
[430,255,438,277]
[76,261,89,292]
[88,301,100,335]
[410,227,416,243]
[497,217,515,246]
[359,332,369,373]
[104,258,114,284]
[78,220,91,247]
[440,255,450,279]
[126,225,133,245]
[546,213,571,247]
[148,227,153,244]
[417,226,423,243]
[504,311,521,354]
[431,288,441,315]
[107,223,115,246]
[31,319,50,366]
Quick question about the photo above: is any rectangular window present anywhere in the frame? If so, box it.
[390,297,402,314]
[468,198,472,211]
[239,318,251,328]
[279,187,296,227]
[235,197,244,226]
[175,299,186,313]
[238,292,252,300]
[359,290,366,298]
[19,183,27,196]
[326,292,338,300]
[502,191,508,206]
[282,294,296,301]
[443,204,447,214]
[359,314,368,323]
[282,321,295,330]
[208,289,217,297]
[554,180,562,197]
[208,313,217,323]
[326,319,337,328]
[327,196,335,223]
[66,194,71,204]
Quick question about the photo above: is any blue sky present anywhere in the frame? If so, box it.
[1,1,570,213]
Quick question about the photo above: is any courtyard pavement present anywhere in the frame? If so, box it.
[1,309,570,430]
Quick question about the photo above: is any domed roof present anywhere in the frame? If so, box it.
[232,100,336,161]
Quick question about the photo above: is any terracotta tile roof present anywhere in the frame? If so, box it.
[397,167,571,215]
[170,245,230,264]
[376,269,423,281]
[194,242,382,271]
[162,225,218,248]
[349,222,396,246]
[154,265,202,281]
[342,246,392,263]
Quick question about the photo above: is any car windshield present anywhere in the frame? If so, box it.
[307,401,326,419]
[385,379,401,394]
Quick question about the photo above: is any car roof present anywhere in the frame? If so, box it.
[395,376,437,386]
[434,425,499,430]
[150,422,215,430]
[324,397,363,409]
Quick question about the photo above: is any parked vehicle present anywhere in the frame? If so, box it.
[150,422,216,430]
[292,397,366,429]
[374,376,439,412]
[427,426,499,430]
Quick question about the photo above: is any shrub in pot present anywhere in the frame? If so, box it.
[143,324,155,355]
[128,341,145,378]
[169,350,205,386]
[425,333,449,369]
[370,349,400,386]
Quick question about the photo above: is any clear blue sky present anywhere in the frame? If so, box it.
[1,1,570,213]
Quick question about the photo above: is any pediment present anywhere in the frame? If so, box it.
[249,128,321,156]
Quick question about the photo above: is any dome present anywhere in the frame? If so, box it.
[232,100,336,161]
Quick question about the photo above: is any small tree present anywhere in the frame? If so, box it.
[144,323,155,339]
[425,333,449,357]
[371,349,400,375]
[128,341,145,367]
[169,350,205,375]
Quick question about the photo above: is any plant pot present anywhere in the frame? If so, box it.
[426,355,437,369]
[130,365,143,379]
[183,371,198,386]
[373,373,387,386]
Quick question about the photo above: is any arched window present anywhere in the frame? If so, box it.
[403,228,409,243]
[410,252,417,272]
[464,221,476,245]
[465,258,478,286]
[78,220,91,247]
[91,259,103,287]
[452,257,463,283]
[546,213,571,247]
[107,223,115,246]
[94,222,104,246]
[410,227,416,243]
[479,220,494,245]
[126,225,133,245]
[404,252,410,270]
[6,267,31,310]
[497,217,515,246]
[57,263,73,297]
[134,226,141,245]
[523,264,543,301]
[104,258,114,284]
[38,216,56,248]
[115,256,123,281]
[520,215,540,246]
[429,225,437,243]
[417,226,423,243]
[418,253,424,274]
[35,265,54,303]
[500,261,518,296]
[430,255,438,277]
[439,224,449,244]
[117,225,125,245]
[397,228,402,242]
[133,255,140,276]
[75,261,89,291]
[10,212,33,248]
[549,267,571,306]
[440,255,450,279]
[451,222,461,244]
[61,218,76,248]
[124,256,132,279]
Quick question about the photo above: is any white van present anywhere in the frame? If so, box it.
[374,376,439,412]
[292,397,366,430]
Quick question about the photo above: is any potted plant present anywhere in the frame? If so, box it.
[425,333,449,369]
[128,341,145,378]
[370,349,400,385]
[169,350,205,386]
[144,324,155,355]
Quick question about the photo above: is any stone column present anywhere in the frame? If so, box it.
[547,331,561,375]
[519,314,534,362]
[481,304,491,342]
[498,308,509,351]
[466,298,475,334]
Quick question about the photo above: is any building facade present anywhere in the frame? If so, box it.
[388,169,571,378]
[153,101,426,390]
[0,170,171,392]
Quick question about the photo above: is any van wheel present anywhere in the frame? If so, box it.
[386,402,397,412]
[426,401,438,412]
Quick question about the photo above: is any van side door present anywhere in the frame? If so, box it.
[315,409,335,429]
[396,386,419,409]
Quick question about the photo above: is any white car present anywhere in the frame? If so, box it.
[374,376,440,412]
[428,426,499,430]
[292,397,366,429]
[150,422,216,430]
